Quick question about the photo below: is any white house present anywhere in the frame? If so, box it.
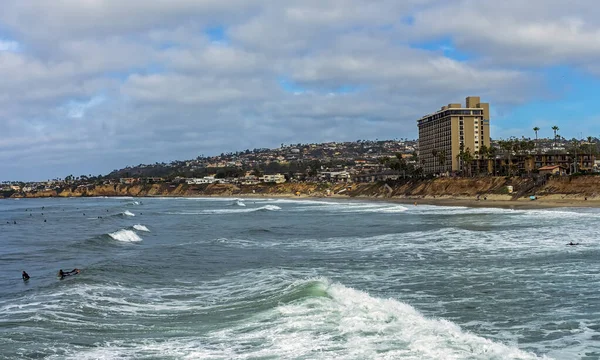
[260,174,286,184]
[187,176,216,185]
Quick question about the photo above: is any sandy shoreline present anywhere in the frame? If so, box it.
[198,193,600,209]
[6,192,600,210]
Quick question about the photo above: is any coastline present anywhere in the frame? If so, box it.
[5,176,600,210]
[4,191,599,209]
[244,194,600,209]
[154,192,600,210]
[383,196,600,209]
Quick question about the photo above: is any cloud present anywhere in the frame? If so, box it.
[0,0,260,41]
[0,0,599,180]
[64,96,106,119]
[0,39,19,52]
[408,0,600,68]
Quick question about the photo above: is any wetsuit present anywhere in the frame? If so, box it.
[59,269,79,279]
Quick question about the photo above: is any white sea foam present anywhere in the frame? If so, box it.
[133,224,150,232]
[360,204,409,213]
[197,278,548,359]
[108,229,142,242]
[278,200,410,214]
[261,204,281,211]
[54,278,547,360]
[234,199,246,207]
[408,204,600,220]
[122,210,135,217]
[267,198,340,206]
[167,205,282,215]
[181,197,247,201]
[93,196,134,200]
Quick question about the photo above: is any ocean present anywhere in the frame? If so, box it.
[1,197,599,360]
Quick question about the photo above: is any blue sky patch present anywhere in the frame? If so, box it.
[205,26,228,43]
[106,63,166,81]
[278,78,307,94]
[63,95,106,119]
[410,37,473,62]
[278,78,364,95]
[494,66,600,140]
[401,15,415,26]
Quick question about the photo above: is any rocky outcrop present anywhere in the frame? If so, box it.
[7,176,600,200]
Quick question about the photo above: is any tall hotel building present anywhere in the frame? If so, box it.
[417,96,490,174]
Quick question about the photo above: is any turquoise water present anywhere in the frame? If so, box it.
[1,197,599,359]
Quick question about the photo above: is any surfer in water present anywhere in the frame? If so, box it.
[22,271,30,281]
[567,242,579,246]
[58,268,80,279]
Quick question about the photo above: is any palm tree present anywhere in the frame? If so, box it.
[477,144,489,175]
[431,149,438,174]
[568,140,580,174]
[463,148,474,177]
[438,150,447,174]
[587,136,594,170]
[533,127,540,153]
[552,126,559,148]
[533,127,540,141]
[456,143,465,175]
[455,146,473,177]
[487,145,498,176]
[455,152,463,175]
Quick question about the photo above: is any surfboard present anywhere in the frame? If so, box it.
[58,269,80,278]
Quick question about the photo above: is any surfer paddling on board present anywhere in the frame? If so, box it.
[567,242,579,246]
[22,271,30,281]
[58,268,80,279]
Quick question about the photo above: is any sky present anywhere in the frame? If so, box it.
[2,1,600,181]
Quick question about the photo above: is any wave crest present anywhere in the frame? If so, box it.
[202,278,545,359]
[108,229,142,242]
[133,224,150,232]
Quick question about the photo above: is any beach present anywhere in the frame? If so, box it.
[203,191,600,210]
[8,175,600,211]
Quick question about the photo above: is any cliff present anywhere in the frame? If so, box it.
[7,176,600,201]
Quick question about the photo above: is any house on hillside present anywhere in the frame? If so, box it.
[318,171,351,182]
[260,174,286,184]
[353,171,401,183]
[120,178,139,185]
[538,165,567,176]
[187,176,216,185]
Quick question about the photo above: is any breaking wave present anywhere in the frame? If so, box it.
[167,205,282,215]
[41,278,545,360]
[133,224,150,232]
[232,199,246,207]
[108,229,142,242]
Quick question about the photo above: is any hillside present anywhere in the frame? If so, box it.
[7,176,600,203]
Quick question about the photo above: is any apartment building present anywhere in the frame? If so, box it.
[417,96,490,174]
